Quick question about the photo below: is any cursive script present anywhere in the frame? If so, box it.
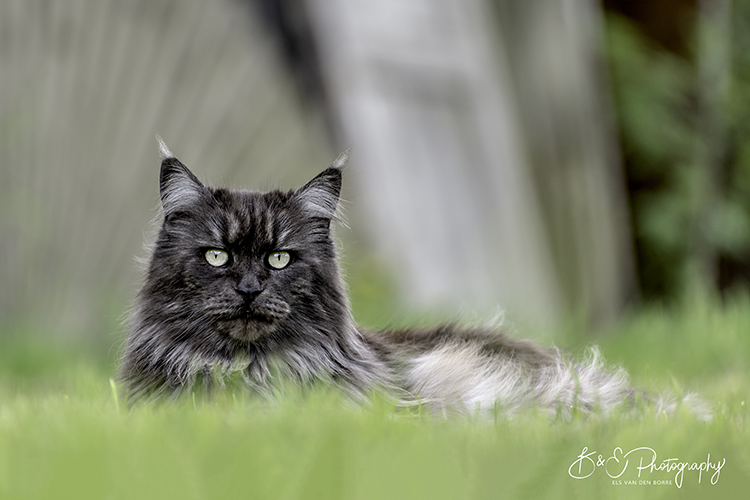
[568,446,725,488]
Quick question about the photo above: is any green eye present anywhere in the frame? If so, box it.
[205,249,229,267]
[268,251,291,269]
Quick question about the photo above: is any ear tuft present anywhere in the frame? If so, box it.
[330,147,351,171]
[156,134,175,160]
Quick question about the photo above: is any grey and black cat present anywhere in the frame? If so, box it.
[119,139,707,418]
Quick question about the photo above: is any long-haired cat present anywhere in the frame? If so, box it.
[119,138,707,418]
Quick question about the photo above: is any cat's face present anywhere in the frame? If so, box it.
[142,150,348,345]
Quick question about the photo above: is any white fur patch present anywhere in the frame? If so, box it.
[405,343,531,415]
[403,343,635,417]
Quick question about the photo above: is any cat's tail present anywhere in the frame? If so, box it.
[572,346,713,421]
[649,388,714,422]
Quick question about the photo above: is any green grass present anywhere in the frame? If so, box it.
[1,295,749,499]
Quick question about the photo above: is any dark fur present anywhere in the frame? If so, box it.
[121,150,387,400]
[119,144,709,418]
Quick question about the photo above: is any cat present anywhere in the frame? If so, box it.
[119,138,708,418]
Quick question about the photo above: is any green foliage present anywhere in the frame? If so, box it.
[1,296,748,499]
[605,6,750,299]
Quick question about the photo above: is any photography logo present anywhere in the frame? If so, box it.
[568,446,726,488]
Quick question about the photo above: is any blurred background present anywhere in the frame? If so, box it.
[1,0,749,350]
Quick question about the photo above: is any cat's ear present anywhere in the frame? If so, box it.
[293,149,349,219]
[156,136,207,216]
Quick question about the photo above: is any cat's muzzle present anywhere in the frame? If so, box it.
[216,297,291,342]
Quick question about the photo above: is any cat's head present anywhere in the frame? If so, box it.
[140,138,351,346]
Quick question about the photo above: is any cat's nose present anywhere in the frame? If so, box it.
[236,279,262,303]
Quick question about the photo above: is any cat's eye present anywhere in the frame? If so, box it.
[268,251,291,270]
[205,249,229,267]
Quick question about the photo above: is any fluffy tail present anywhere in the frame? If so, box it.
[398,340,712,420]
